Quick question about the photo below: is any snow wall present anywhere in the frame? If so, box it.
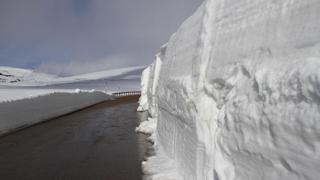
[139,0,320,180]
[0,92,110,136]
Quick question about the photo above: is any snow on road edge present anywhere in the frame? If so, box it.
[0,91,111,136]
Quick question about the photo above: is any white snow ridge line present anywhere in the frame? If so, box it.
[0,92,111,136]
[138,0,320,180]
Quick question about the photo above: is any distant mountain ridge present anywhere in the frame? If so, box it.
[0,66,145,86]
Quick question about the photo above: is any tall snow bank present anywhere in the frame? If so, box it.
[139,0,320,179]
[137,67,151,112]
[0,91,110,135]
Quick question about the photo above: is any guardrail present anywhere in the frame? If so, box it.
[112,91,141,97]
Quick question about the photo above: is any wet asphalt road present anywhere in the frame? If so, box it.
[0,96,149,180]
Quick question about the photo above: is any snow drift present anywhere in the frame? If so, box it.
[0,91,110,136]
[138,0,320,180]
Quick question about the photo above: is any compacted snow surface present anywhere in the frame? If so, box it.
[137,0,320,180]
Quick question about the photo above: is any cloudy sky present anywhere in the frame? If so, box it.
[0,0,203,75]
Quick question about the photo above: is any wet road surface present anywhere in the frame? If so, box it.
[0,96,149,180]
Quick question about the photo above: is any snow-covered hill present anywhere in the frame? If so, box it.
[138,0,320,180]
[51,66,145,85]
[0,66,145,86]
[0,66,57,84]
[0,65,144,103]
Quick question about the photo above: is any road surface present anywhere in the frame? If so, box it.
[0,96,149,180]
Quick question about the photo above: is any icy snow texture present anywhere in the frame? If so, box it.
[139,47,164,117]
[139,0,320,180]
[137,67,151,112]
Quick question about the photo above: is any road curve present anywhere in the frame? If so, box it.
[0,96,149,180]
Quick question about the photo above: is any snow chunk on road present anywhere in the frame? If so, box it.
[136,117,156,135]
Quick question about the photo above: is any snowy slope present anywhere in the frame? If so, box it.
[0,66,57,84]
[0,66,145,86]
[138,0,320,180]
[0,65,144,104]
[50,66,145,85]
